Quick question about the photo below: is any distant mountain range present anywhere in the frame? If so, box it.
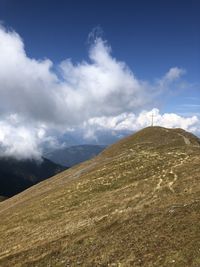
[46,144,106,167]
[0,145,104,199]
[0,157,65,198]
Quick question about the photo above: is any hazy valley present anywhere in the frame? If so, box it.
[46,145,106,167]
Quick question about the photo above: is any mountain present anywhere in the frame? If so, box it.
[0,127,200,266]
[0,196,7,202]
[46,144,106,167]
[0,157,66,198]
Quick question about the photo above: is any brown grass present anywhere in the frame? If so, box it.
[0,126,200,266]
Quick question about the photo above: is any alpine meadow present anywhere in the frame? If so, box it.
[0,1,199,267]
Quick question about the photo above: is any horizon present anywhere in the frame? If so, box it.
[0,0,199,160]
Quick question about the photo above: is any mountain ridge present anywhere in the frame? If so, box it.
[0,127,200,266]
[46,144,106,167]
[0,156,66,198]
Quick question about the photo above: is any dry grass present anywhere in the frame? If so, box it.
[0,127,200,266]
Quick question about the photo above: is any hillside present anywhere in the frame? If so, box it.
[0,157,66,198]
[0,196,7,202]
[0,126,200,266]
[46,144,106,167]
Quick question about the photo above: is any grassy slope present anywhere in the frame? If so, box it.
[0,127,200,267]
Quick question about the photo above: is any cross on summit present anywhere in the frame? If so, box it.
[151,113,154,127]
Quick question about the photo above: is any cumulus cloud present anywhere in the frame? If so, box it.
[0,115,43,160]
[0,25,198,159]
[83,108,200,141]
[0,26,154,125]
[59,38,155,121]
[0,114,64,160]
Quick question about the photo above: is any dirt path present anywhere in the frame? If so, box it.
[177,133,191,145]
[154,155,189,193]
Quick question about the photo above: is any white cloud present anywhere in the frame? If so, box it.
[158,67,186,88]
[164,67,185,82]
[0,117,43,160]
[0,25,198,159]
[0,26,155,124]
[59,38,154,121]
[83,108,200,140]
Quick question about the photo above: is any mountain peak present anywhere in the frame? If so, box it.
[101,126,200,157]
[134,126,199,145]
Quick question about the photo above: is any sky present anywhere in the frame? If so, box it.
[0,0,199,160]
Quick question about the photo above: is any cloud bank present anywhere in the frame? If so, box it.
[83,108,199,140]
[0,26,198,159]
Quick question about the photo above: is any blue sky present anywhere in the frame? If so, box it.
[0,0,199,158]
[0,1,198,73]
[0,0,199,113]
